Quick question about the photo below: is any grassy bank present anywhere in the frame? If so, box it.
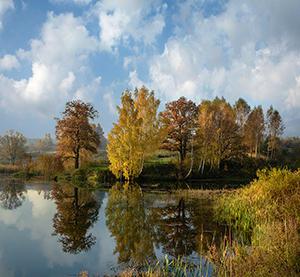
[214,168,300,276]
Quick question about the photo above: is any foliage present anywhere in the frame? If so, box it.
[215,168,300,276]
[56,100,100,169]
[107,87,162,180]
[234,98,251,130]
[266,106,285,159]
[35,154,64,179]
[160,97,198,177]
[197,97,243,171]
[0,130,27,164]
[243,106,265,157]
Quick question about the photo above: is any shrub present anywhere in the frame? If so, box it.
[35,154,64,179]
[215,168,300,276]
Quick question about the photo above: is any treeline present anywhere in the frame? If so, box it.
[106,87,284,180]
[0,86,294,181]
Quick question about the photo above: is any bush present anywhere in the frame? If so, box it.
[35,154,64,179]
[215,168,300,276]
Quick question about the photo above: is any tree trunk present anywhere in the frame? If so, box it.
[75,149,80,169]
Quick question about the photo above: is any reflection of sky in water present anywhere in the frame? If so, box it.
[0,184,217,276]
[0,188,117,276]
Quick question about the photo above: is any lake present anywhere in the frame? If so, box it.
[0,178,227,276]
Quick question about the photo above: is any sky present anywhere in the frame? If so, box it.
[0,0,300,137]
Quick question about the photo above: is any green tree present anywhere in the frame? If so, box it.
[0,130,27,165]
[107,87,161,181]
[55,100,100,169]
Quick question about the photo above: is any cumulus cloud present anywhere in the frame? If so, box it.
[0,12,98,116]
[94,0,166,51]
[145,0,300,135]
[103,92,117,115]
[0,54,19,71]
[0,0,14,29]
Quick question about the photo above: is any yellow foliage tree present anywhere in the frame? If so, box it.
[107,87,161,181]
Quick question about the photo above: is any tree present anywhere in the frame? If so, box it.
[55,100,100,169]
[0,130,27,164]
[197,97,242,171]
[244,106,265,158]
[34,133,54,152]
[107,87,161,181]
[160,97,198,178]
[266,106,284,159]
[234,98,251,133]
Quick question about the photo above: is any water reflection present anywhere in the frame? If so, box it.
[106,183,155,265]
[0,179,227,276]
[0,178,26,210]
[149,197,197,257]
[51,184,100,254]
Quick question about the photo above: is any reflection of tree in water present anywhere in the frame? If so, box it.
[106,183,155,265]
[149,196,227,258]
[0,178,26,210]
[51,184,100,254]
[149,197,198,257]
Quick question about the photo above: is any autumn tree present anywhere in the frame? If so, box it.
[197,98,242,171]
[243,106,265,157]
[266,106,284,159]
[107,87,161,181]
[0,130,27,164]
[56,100,100,169]
[160,97,198,178]
[234,98,251,134]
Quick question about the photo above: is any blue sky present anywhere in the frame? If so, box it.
[0,0,300,137]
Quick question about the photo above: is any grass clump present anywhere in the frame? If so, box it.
[214,168,300,276]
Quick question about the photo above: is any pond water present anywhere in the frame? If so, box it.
[0,178,227,276]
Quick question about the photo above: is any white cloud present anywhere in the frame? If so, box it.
[74,76,101,101]
[145,0,300,135]
[0,0,14,29]
[128,70,144,89]
[94,0,165,51]
[103,92,116,115]
[0,54,19,70]
[0,12,98,117]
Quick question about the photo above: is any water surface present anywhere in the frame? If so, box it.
[0,178,226,276]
